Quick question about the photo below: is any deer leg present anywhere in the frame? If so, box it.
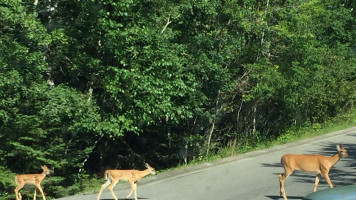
[279,173,288,200]
[14,184,24,200]
[107,179,119,200]
[322,173,334,188]
[314,174,322,192]
[35,184,46,200]
[279,169,292,200]
[14,188,19,200]
[134,182,138,200]
[33,189,37,200]
[97,179,111,200]
[126,180,136,199]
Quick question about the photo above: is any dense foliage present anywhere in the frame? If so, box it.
[1,0,355,198]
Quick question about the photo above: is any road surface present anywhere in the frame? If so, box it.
[55,126,356,200]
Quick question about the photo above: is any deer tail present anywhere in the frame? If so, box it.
[104,170,109,180]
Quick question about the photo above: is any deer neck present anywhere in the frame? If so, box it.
[39,171,47,181]
[137,169,151,179]
[328,153,341,167]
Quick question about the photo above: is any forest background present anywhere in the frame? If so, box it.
[1,0,355,199]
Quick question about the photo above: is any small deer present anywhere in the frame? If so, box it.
[279,145,348,200]
[97,163,156,200]
[14,165,52,200]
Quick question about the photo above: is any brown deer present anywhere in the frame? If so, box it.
[14,165,52,200]
[97,163,156,200]
[279,145,348,200]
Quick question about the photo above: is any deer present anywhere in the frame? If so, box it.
[279,144,348,200]
[97,163,156,200]
[14,165,52,200]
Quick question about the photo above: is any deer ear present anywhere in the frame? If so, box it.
[145,163,151,168]
[336,145,341,150]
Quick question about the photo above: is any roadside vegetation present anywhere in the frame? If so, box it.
[218,109,356,158]
[0,0,355,199]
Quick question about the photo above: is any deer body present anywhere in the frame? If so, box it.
[14,165,51,200]
[97,163,156,200]
[281,154,340,173]
[279,145,348,200]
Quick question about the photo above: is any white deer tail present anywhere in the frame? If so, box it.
[103,170,111,185]
[104,170,109,180]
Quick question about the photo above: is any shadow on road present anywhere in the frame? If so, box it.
[262,162,282,176]
[265,195,304,200]
[263,142,356,185]
[262,142,356,200]
[100,198,148,200]
[296,142,356,187]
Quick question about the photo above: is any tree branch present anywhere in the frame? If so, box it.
[161,16,172,33]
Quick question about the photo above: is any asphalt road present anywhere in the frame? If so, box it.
[55,126,356,200]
